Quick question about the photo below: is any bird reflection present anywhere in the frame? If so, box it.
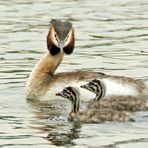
[45,122,81,146]
[26,99,81,146]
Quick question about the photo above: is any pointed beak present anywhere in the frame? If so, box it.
[80,84,88,90]
[55,92,62,96]
[59,40,65,52]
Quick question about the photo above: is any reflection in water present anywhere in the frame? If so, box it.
[27,99,68,118]
[110,138,148,147]
[27,99,81,146]
[45,122,81,146]
[1,0,148,147]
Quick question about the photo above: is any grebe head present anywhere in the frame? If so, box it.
[56,86,80,113]
[81,79,105,100]
[47,19,75,56]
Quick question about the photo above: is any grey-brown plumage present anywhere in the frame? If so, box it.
[81,79,148,111]
[88,95,148,112]
[56,87,133,123]
[26,19,148,101]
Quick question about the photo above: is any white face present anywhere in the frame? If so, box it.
[50,26,60,47]
[81,81,99,94]
[61,88,71,99]
[50,25,73,51]
[64,28,73,47]
[56,88,71,100]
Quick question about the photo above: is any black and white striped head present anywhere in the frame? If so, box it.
[56,86,79,100]
[56,86,80,113]
[81,79,105,100]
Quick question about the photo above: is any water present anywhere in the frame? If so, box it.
[0,0,148,147]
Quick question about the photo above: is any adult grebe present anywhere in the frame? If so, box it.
[26,19,147,100]
[56,86,133,123]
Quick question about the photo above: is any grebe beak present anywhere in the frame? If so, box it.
[80,84,89,90]
[55,92,62,97]
[59,40,64,52]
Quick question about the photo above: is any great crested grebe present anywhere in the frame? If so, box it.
[81,79,148,111]
[56,86,133,123]
[26,19,148,100]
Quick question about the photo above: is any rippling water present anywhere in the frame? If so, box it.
[0,0,148,147]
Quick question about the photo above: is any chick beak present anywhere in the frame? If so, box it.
[55,92,62,97]
[80,84,88,90]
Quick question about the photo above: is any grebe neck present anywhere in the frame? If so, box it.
[71,94,80,114]
[33,52,64,75]
[94,81,106,101]
[26,52,64,100]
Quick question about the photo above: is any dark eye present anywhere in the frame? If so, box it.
[63,89,66,93]
[54,33,58,40]
[89,82,94,86]
[92,80,96,83]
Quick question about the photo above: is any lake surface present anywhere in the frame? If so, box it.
[0,0,148,147]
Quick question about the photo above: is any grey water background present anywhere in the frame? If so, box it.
[0,0,148,147]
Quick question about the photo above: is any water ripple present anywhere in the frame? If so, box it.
[0,0,148,147]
